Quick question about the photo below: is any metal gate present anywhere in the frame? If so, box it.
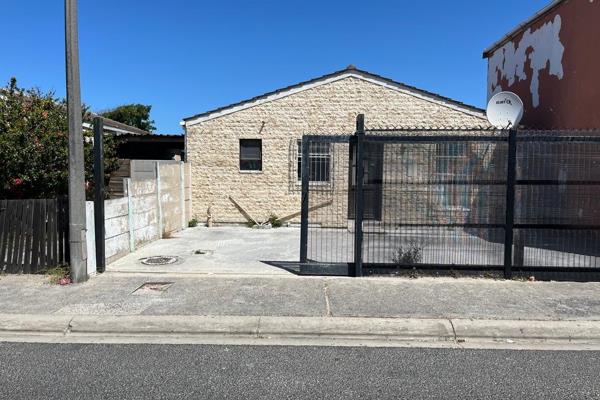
[299,115,600,280]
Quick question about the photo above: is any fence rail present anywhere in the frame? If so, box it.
[299,116,600,280]
[0,198,69,273]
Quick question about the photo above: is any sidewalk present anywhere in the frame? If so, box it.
[1,272,600,347]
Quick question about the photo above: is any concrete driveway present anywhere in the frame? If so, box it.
[107,226,300,275]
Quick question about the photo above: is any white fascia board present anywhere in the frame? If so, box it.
[81,121,134,135]
[184,72,486,127]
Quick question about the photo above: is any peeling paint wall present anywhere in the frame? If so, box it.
[485,0,600,129]
[487,15,564,107]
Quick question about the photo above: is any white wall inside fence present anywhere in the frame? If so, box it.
[86,161,192,275]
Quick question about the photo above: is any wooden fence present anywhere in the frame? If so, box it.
[0,198,69,273]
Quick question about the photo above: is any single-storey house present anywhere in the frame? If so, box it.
[182,66,489,225]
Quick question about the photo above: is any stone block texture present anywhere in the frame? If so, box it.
[185,74,489,224]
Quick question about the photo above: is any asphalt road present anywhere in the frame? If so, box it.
[0,343,599,399]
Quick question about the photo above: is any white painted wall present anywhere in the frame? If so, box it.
[85,161,192,276]
[85,202,97,277]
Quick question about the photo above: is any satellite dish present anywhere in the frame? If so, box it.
[486,91,524,128]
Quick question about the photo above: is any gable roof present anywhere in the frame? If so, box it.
[483,0,564,58]
[182,66,486,126]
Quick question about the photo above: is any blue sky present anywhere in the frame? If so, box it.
[1,0,549,133]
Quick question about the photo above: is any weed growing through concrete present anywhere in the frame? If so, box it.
[391,243,423,265]
[42,265,70,285]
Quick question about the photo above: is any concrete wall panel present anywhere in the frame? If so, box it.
[85,161,191,272]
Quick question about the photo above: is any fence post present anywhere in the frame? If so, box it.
[353,114,365,277]
[299,138,310,264]
[93,117,106,273]
[155,162,163,239]
[179,162,186,230]
[126,178,135,252]
[504,129,517,279]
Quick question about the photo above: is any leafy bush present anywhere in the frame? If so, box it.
[268,214,283,228]
[391,243,423,265]
[0,78,120,199]
[188,218,199,227]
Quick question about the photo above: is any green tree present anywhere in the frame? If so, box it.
[0,78,120,199]
[100,104,155,132]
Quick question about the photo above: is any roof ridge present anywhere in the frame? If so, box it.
[182,67,485,124]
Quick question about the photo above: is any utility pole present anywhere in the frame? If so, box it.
[65,0,88,283]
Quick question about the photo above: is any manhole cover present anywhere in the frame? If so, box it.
[140,256,179,265]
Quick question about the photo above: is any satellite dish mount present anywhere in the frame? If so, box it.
[486,92,524,129]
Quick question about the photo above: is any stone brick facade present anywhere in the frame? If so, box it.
[184,70,489,224]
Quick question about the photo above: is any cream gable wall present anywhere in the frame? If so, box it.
[185,76,488,224]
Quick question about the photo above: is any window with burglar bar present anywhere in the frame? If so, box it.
[297,140,331,183]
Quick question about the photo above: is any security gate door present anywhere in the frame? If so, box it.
[348,142,384,220]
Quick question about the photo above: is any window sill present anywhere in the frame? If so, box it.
[295,181,332,187]
[439,207,471,212]
[240,170,263,174]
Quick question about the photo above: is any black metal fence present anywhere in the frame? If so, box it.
[299,115,600,280]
